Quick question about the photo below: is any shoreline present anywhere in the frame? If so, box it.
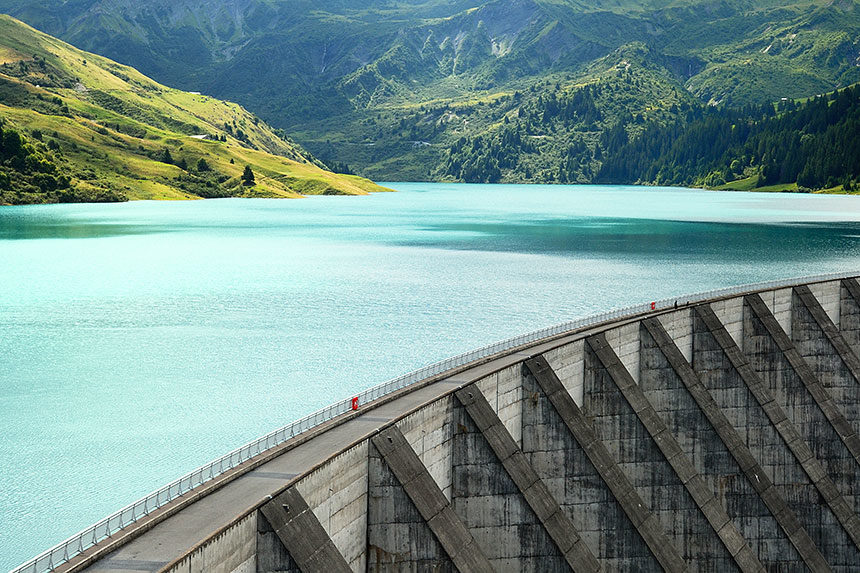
[4,179,860,207]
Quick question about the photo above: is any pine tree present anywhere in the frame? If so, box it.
[242,165,255,186]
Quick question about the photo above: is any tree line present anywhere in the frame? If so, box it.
[440,80,859,190]
[597,84,860,190]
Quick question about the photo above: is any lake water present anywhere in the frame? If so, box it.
[2,183,860,569]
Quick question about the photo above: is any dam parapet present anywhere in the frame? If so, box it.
[16,273,860,573]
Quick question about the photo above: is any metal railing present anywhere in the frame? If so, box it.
[11,270,858,573]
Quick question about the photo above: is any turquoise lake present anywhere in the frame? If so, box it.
[2,183,860,569]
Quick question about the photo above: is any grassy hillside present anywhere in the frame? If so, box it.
[0,15,389,204]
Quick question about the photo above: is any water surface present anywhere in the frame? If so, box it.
[2,183,860,569]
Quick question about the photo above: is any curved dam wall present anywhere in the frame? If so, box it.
[52,276,860,572]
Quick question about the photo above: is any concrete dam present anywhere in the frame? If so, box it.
[27,275,860,573]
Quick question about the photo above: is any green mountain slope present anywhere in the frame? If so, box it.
[431,43,699,183]
[595,83,860,193]
[0,15,388,204]
[2,0,859,183]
